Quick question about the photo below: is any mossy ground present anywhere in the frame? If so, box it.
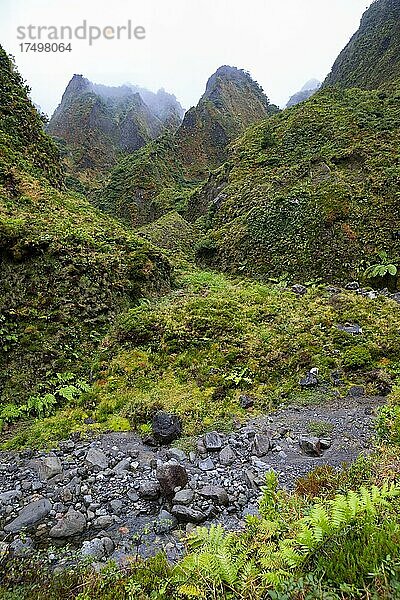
[8,267,400,448]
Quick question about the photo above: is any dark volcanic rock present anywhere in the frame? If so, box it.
[300,370,319,388]
[152,412,182,444]
[337,323,362,335]
[299,436,322,457]
[252,433,271,457]
[348,386,365,398]
[156,463,188,498]
[239,395,255,409]
[291,284,308,296]
[171,505,207,523]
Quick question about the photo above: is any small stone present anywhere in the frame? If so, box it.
[219,445,236,466]
[345,281,360,290]
[172,489,194,506]
[320,438,332,450]
[239,395,255,409]
[337,323,362,335]
[102,537,114,555]
[199,485,229,506]
[94,515,114,528]
[86,448,109,470]
[348,386,365,397]
[110,499,123,514]
[35,454,63,481]
[291,284,307,296]
[171,506,206,524]
[138,481,160,500]
[49,508,86,538]
[81,538,107,561]
[61,488,73,503]
[113,458,130,473]
[167,448,187,462]
[199,457,215,471]
[391,292,400,304]
[204,431,223,451]
[252,433,271,457]
[127,490,139,502]
[300,371,318,388]
[299,436,321,457]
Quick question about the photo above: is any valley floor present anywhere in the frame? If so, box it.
[0,395,386,577]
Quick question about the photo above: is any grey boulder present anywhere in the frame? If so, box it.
[4,498,52,533]
[86,448,109,470]
[252,433,272,457]
[49,508,86,538]
[199,485,229,506]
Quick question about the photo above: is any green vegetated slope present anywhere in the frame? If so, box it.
[190,86,400,282]
[27,268,396,445]
[0,47,171,425]
[138,211,199,259]
[47,75,184,192]
[324,0,400,90]
[97,66,279,226]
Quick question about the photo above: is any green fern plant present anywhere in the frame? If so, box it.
[171,525,245,598]
[364,251,398,289]
[169,482,400,599]
[0,403,23,423]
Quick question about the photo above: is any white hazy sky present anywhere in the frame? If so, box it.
[0,0,373,116]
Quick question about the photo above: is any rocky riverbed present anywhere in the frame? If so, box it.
[0,395,382,566]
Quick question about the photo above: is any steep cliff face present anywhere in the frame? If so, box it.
[183,0,400,283]
[189,86,400,282]
[47,76,184,190]
[324,0,400,90]
[175,66,278,177]
[0,48,64,189]
[0,48,170,406]
[97,66,279,225]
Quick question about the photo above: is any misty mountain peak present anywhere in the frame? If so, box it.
[301,78,321,92]
[286,79,321,108]
[203,65,265,103]
[64,74,92,98]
